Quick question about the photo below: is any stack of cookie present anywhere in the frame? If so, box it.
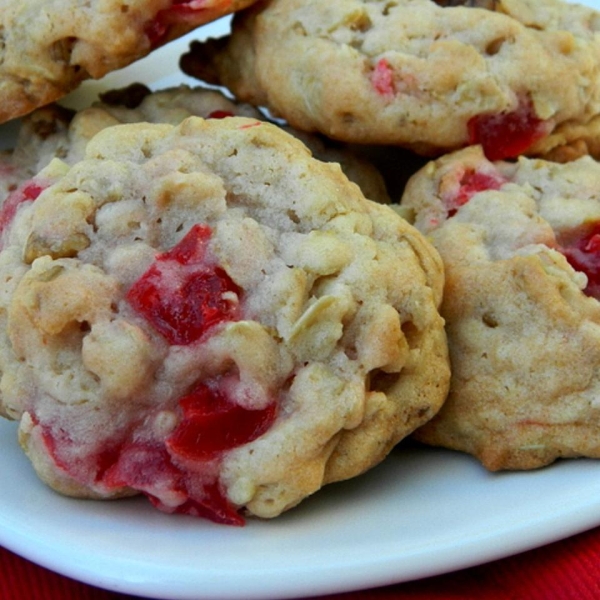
[179,0,600,473]
[0,0,599,525]
[0,0,451,525]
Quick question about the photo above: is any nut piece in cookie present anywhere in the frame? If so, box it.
[181,0,600,160]
[0,0,259,124]
[402,145,600,470]
[0,117,449,523]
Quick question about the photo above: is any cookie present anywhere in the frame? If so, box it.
[0,116,449,523]
[401,145,600,470]
[0,0,258,124]
[2,84,391,206]
[180,0,600,160]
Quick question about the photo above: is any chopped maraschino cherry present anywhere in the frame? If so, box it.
[445,168,507,217]
[104,375,278,524]
[146,0,218,47]
[467,97,548,161]
[166,380,278,460]
[561,223,600,300]
[33,226,273,526]
[148,480,244,525]
[207,110,235,119]
[126,224,241,345]
[0,180,45,237]
[101,439,245,526]
[371,58,395,97]
[39,372,279,526]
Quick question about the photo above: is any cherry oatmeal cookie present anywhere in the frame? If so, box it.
[181,0,600,160]
[402,145,600,470]
[0,116,449,523]
[2,85,391,206]
[0,0,258,124]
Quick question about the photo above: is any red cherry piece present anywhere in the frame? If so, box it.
[148,481,244,526]
[446,168,506,217]
[167,381,277,460]
[144,19,167,47]
[371,58,395,97]
[36,386,259,526]
[160,222,211,264]
[467,97,548,161]
[0,180,45,236]
[38,419,127,489]
[207,110,235,119]
[561,223,600,300]
[126,224,241,345]
[145,0,214,47]
[39,422,69,473]
[102,440,245,526]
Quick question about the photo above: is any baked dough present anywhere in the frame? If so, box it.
[1,84,391,206]
[402,145,600,470]
[0,0,258,123]
[0,117,449,522]
[181,0,600,160]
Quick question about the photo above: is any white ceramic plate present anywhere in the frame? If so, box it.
[3,4,600,599]
[3,416,600,600]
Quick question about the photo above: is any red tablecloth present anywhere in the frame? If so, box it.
[3,525,600,600]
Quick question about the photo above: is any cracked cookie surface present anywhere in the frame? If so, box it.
[0,116,449,522]
[181,0,600,160]
[402,145,600,470]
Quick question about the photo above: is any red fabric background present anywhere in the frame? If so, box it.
[3,525,600,600]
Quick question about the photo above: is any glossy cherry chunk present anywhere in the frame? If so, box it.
[37,406,249,525]
[446,168,506,217]
[126,224,241,345]
[146,0,224,47]
[561,223,600,300]
[371,58,395,97]
[148,481,244,526]
[0,180,45,236]
[207,110,235,119]
[167,381,277,460]
[467,97,548,161]
[38,418,127,493]
[101,439,244,526]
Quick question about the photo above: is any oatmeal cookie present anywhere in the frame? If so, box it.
[402,145,600,470]
[181,0,600,160]
[0,0,258,124]
[2,85,391,205]
[0,117,448,522]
